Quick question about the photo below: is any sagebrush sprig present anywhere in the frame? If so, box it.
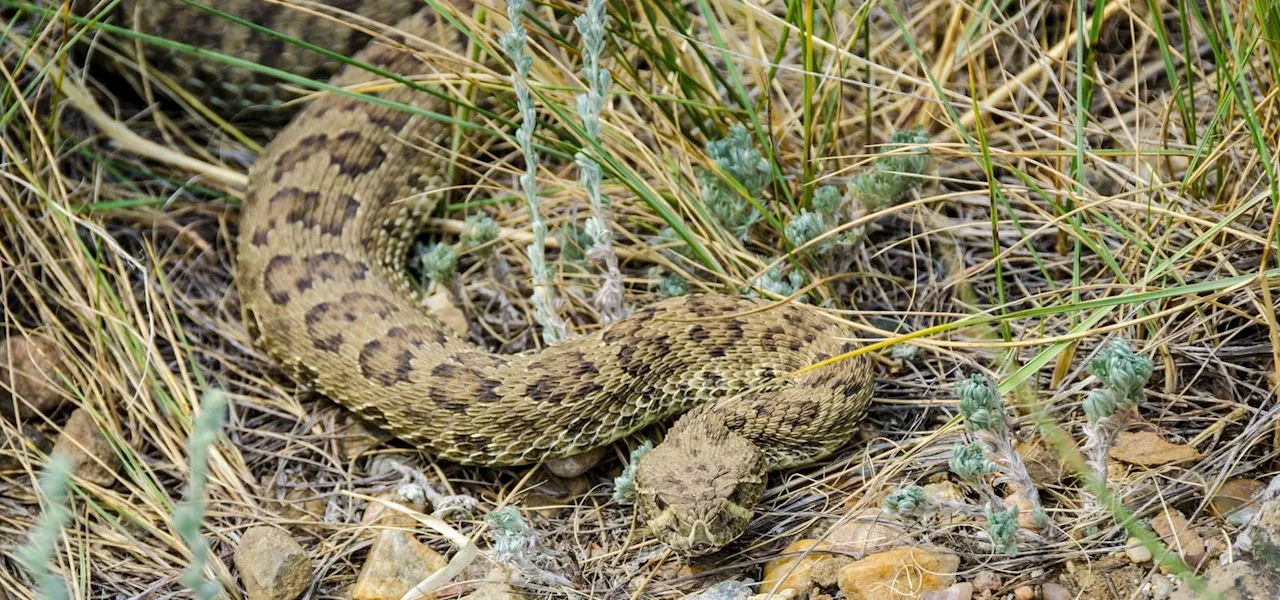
[1080,340,1153,514]
[17,454,73,600]
[573,0,625,321]
[612,441,654,504]
[701,125,769,239]
[501,0,567,343]
[848,129,932,210]
[177,389,229,600]
[485,506,572,586]
[954,374,1048,530]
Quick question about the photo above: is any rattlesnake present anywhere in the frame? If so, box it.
[120,0,874,554]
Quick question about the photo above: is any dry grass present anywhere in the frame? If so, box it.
[2,0,1279,598]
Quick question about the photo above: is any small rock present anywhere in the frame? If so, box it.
[1042,582,1070,600]
[425,290,469,336]
[837,546,960,600]
[761,540,833,596]
[971,570,1001,593]
[1110,431,1200,466]
[351,529,448,600]
[1152,507,1207,568]
[809,556,852,588]
[51,408,121,486]
[922,482,968,525]
[1004,489,1042,530]
[1211,479,1265,524]
[921,582,973,600]
[1170,560,1280,600]
[1149,575,1175,599]
[1,334,69,420]
[825,509,906,554]
[233,526,312,600]
[1012,586,1034,600]
[746,589,796,600]
[1016,439,1065,487]
[462,579,526,600]
[545,446,606,478]
[1125,537,1153,563]
[361,484,426,529]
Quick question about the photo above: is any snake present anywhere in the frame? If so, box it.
[111,0,874,555]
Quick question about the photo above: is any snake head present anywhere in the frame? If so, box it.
[634,414,767,555]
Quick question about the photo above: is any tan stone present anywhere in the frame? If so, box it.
[52,408,121,486]
[837,546,960,600]
[1012,586,1034,600]
[1110,431,1200,466]
[1004,490,1042,531]
[826,509,906,554]
[233,526,312,600]
[1,334,70,420]
[761,540,834,596]
[1016,439,1065,486]
[425,290,468,336]
[361,485,427,530]
[920,582,972,600]
[1152,508,1206,568]
[351,529,448,600]
[545,446,606,478]
[1210,479,1265,521]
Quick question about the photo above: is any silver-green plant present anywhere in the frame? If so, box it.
[16,454,73,600]
[1080,340,1153,513]
[485,506,571,586]
[501,0,567,343]
[749,265,805,300]
[573,0,625,321]
[460,214,500,251]
[611,440,654,504]
[701,125,770,239]
[177,389,229,600]
[848,129,932,210]
[954,374,1048,530]
[984,505,1021,555]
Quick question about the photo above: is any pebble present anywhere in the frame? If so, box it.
[761,539,833,596]
[825,508,907,554]
[1012,585,1034,600]
[360,484,426,530]
[1125,537,1153,563]
[971,570,1001,593]
[233,526,312,600]
[545,446,606,478]
[1210,479,1265,524]
[1151,507,1206,568]
[837,546,959,600]
[1,333,69,420]
[1042,582,1070,600]
[920,582,973,600]
[351,529,448,600]
[51,407,122,486]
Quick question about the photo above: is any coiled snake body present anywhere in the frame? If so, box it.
[125,0,873,554]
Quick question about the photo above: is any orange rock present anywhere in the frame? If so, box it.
[1209,479,1265,521]
[825,509,907,554]
[1151,508,1206,568]
[837,546,960,600]
[761,540,834,596]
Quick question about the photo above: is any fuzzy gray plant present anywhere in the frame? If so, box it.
[701,125,770,239]
[848,129,932,210]
[484,506,572,586]
[572,0,625,322]
[177,389,229,600]
[501,0,568,343]
[749,265,805,300]
[17,454,73,600]
[954,374,1048,530]
[1080,340,1153,514]
[612,440,654,504]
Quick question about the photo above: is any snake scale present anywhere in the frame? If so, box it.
[117,0,874,554]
